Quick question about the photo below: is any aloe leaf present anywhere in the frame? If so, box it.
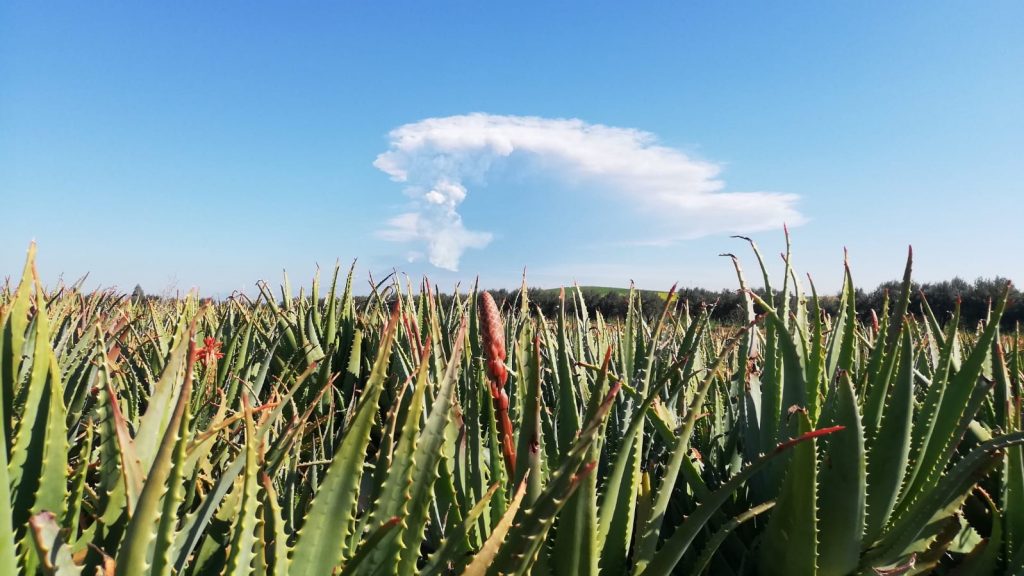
[9,279,68,527]
[880,249,914,364]
[289,304,400,574]
[554,288,581,463]
[632,318,754,572]
[132,319,190,475]
[8,279,70,575]
[951,489,1002,575]
[338,517,401,576]
[749,291,812,425]
[490,383,621,576]
[1,243,34,435]
[397,323,466,575]
[33,351,70,523]
[903,301,960,494]
[597,350,707,554]
[147,400,191,576]
[824,256,857,383]
[260,473,290,576]
[596,412,643,575]
[817,373,866,576]
[594,290,678,574]
[92,334,133,532]
[868,431,1024,566]
[640,425,845,576]
[224,399,261,576]
[917,293,944,368]
[513,334,544,507]
[899,285,1008,515]
[28,511,82,576]
[552,347,613,576]
[805,276,826,402]
[864,326,915,542]
[462,476,528,575]
[115,333,195,576]
[64,416,92,541]
[863,248,912,439]
[723,253,765,466]
[1005,406,1024,568]
[689,500,775,575]
[758,411,819,576]
[172,435,242,571]
[357,343,431,575]
[422,483,501,575]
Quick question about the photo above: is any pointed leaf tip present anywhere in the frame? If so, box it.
[774,425,845,454]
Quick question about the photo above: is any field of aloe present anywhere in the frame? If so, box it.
[3,237,1024,575]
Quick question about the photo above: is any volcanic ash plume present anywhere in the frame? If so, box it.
[374,113,804,270]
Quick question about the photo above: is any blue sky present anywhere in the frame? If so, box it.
[2,2,1022,296]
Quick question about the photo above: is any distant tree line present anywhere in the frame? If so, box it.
[131,276,1019,330]
[475,277,1021,329]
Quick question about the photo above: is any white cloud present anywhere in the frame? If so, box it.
[374,113,803,270]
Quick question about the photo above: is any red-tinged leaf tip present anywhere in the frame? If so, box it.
[774,426,846,454]
[605,381,622,404]
[571,461,599,485]
[385,516,402,528]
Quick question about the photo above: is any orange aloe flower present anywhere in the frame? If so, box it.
[196,336,225,367]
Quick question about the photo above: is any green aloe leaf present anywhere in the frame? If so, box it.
[864,326,915,542]
[422,483,501,576]
[338,517,401,576]
[115,333,195,576]
[463,476,529,576]
[897,285,1008,520]
[9,277,69,575]
[260,473,290,576]
[868,431,1024,568]
[489,382,621,576]
[355,342,432,575]
[689,501,776,575]
[633,319,755,572]
[817,373,866,576]
[757,411,819,576]
[289,304,400,574]
[397,323,466,575]
[552,347,614,576]
[224,399,261,576]
[640,425,846,576]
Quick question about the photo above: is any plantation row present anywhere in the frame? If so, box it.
[2,238,1023,575]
